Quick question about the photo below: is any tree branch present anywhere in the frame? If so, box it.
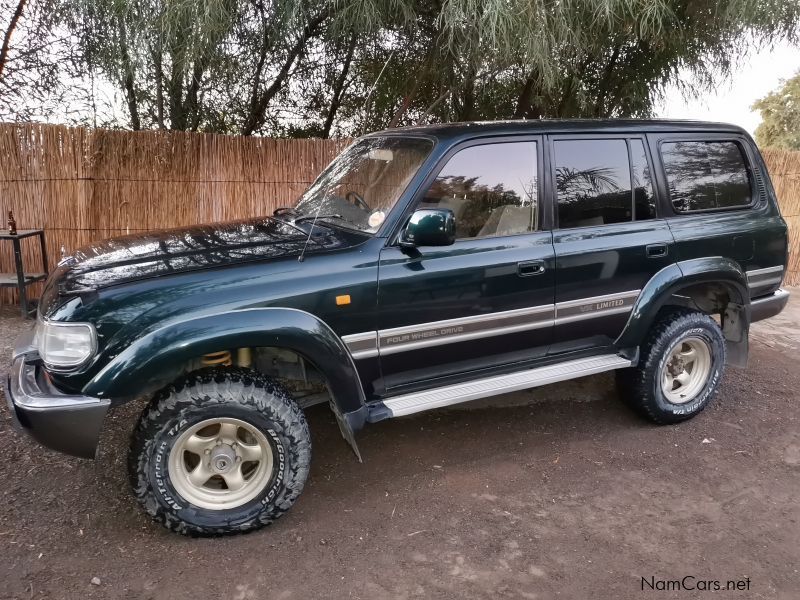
[0,0,27,81]
[416,88,451,125]
[387,78,421,128]
[241,7,330,135]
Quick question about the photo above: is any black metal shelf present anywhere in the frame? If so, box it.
[0,272,47,287]
[1,229,49,318]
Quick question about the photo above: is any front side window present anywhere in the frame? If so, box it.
[554,139,633,229]
[660,141,752,212]
[419,141,538,239]
[296,136,433,233]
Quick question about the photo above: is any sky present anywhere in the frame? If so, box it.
[655,40,798,134]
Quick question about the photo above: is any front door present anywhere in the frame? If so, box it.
[548,135,675,354]
[376,138,555,393]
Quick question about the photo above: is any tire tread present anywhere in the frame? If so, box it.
[128,367,311,536]
[616,308,725,424]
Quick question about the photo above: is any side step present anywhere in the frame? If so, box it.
[379,354,632,418]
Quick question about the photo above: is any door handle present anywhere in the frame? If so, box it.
[646,244,668,258]
[518,261,545,277]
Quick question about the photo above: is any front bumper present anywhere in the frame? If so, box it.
[751,288,790,323]
[4,331,110,459]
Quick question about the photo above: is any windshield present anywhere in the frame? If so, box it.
[294,136,433,233]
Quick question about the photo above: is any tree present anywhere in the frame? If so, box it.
[3,0,800,134]
[350,1,800,127]
[64,0,414,134]
[0,0,25,80]
[753,71,800,149]
[0,0,77,122]
[293,1,800,134]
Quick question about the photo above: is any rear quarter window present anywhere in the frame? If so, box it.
[660,141,752,213]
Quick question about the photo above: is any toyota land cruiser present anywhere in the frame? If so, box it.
[5,120,789,535]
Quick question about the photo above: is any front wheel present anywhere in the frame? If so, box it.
[616,309,726,424]
[129,368,311,536]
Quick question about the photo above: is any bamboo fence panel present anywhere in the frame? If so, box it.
[0,122,798,306]
[0,123,347,304]
[763,149,800,286]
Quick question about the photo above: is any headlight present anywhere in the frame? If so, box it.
[35,320,97,368]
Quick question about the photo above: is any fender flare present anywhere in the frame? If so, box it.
[616,257,750,353]
[83,308,368,448]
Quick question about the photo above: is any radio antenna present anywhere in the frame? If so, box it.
[297,200,324,263]
[360,50,394,136]
[297,182,330,262]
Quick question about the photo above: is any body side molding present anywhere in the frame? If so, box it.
[745,265,784,291]
[343,290,641,358]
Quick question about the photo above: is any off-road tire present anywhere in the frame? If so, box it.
[616,309,726,424]
[129,367,311,536]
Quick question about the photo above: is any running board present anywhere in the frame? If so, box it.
[377,354,632,418]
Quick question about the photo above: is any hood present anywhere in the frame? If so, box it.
[44,216,350,297]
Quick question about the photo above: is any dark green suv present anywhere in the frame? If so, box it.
[6,120,789,535]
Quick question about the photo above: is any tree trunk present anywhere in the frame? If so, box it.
[322,34,356,137]
[117,15,140,130]
[459,69,476,121]
[594,43,622,117]
[0,0,26,81]
[153,49,165,129]
[513,75,536,119]
[184,58,207,132]
[556,74,574,117]
[167,50,186,129]
[244,5,271,135]
[241,8,330,136]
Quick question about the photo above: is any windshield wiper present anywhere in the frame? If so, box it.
[294,214,343,224]
[273,206,300,216]
[296,214,345,263]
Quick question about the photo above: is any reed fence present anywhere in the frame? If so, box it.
[0,123,348,304]
[761,149,800,286]
[0,123,798,306]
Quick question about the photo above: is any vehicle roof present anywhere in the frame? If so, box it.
[369,118,750,142]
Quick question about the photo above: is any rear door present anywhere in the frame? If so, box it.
[376,137,555,392]
[549,134,675,354]
[651,134,788,299]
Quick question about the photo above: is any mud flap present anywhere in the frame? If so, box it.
[328,398,363,462]
[723,302,749,368]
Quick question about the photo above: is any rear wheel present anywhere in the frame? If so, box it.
[129,368,311,536]
[616,309,726,424]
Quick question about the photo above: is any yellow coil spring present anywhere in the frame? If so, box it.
[201,350,232,366]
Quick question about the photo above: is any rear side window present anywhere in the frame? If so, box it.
[555,139,647,228]
[660,141,752,212]
[420,141,538,239]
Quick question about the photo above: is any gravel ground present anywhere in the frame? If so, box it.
[1,297,799,600]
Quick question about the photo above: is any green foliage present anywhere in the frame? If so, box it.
[753,71,800,149]
[2,0,799,135]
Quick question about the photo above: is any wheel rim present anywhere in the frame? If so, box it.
[168,417,274,510]
[660,336,713,405]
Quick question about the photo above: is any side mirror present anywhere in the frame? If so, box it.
[400,208,456,248]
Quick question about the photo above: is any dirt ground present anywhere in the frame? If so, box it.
[1,295,799,600]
